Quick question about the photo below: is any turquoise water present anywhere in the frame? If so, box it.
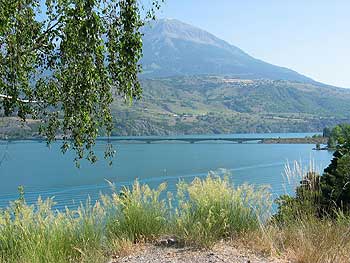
[0,133,332,209]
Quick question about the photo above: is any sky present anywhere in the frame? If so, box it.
[158,0,350,88]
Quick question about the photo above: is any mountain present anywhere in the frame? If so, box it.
[2,19,350,138]
[141,19,315,83]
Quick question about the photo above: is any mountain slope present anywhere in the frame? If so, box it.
[141,19,315,83]
[107,76,350,136]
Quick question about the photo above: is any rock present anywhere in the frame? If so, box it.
[157,236,179,247]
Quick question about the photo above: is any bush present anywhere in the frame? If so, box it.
[320,150,350,213]
[274,170,322,223]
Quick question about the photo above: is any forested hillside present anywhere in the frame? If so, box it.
[110,76,350,135]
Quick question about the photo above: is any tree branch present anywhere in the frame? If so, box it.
[0,94,42,103]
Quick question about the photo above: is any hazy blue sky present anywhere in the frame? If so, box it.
[158,0,350,88]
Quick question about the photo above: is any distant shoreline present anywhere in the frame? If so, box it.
[1,135,328,145]
[261,137,327,145]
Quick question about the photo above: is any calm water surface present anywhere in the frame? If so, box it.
[0,133,332,209]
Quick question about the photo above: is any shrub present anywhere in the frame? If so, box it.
[321,123,350,214]
[274,151,350,221]
[274,170,322,223]
[320,150,350,213]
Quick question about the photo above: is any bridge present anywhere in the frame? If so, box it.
[5,136,318,145]
[96,137,268,144]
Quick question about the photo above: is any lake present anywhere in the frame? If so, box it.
[0,133,333,209]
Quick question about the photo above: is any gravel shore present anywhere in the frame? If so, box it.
[110,243,287,263]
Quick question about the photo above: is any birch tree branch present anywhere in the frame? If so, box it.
[0,94,42,103]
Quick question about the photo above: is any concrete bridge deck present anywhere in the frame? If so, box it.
[96,137,267,144]
[3,137,320,145]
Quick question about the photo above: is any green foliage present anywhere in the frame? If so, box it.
[275,125,350,221]
[323,126,332,138]
[328,136,337,149]
[326,123,350,149]
[110,77,350,136]
[320,146,350,213]
[318,124,350,213]
[274,171,322,223]
[0,0,163,164]
[175,175,272,247]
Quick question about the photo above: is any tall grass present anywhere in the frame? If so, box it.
[175,174,272,247]
[105,180,170,243]
[283,159,320,194]
[0,174,269,262]
[1,167,349,263]
[0,197,107,263]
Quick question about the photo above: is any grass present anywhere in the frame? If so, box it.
[1,169,350,263]
[105,180,170,243]
[0,197,107,263]
[245,213,350,263]
[242,161,350,263]
[175,174,272,247]
[0,174,270,263]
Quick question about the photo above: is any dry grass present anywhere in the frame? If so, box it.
[244,217,350,263]
[241,160,350,263]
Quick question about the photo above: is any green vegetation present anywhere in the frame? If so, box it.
[2,160,350,263]
[256,152,350,263]
[0,0,162,163]
[324,123,350,149]
[274,124,350,218]
[0,176,270,262]
[175,176,271,248]
[105,181,170,243]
